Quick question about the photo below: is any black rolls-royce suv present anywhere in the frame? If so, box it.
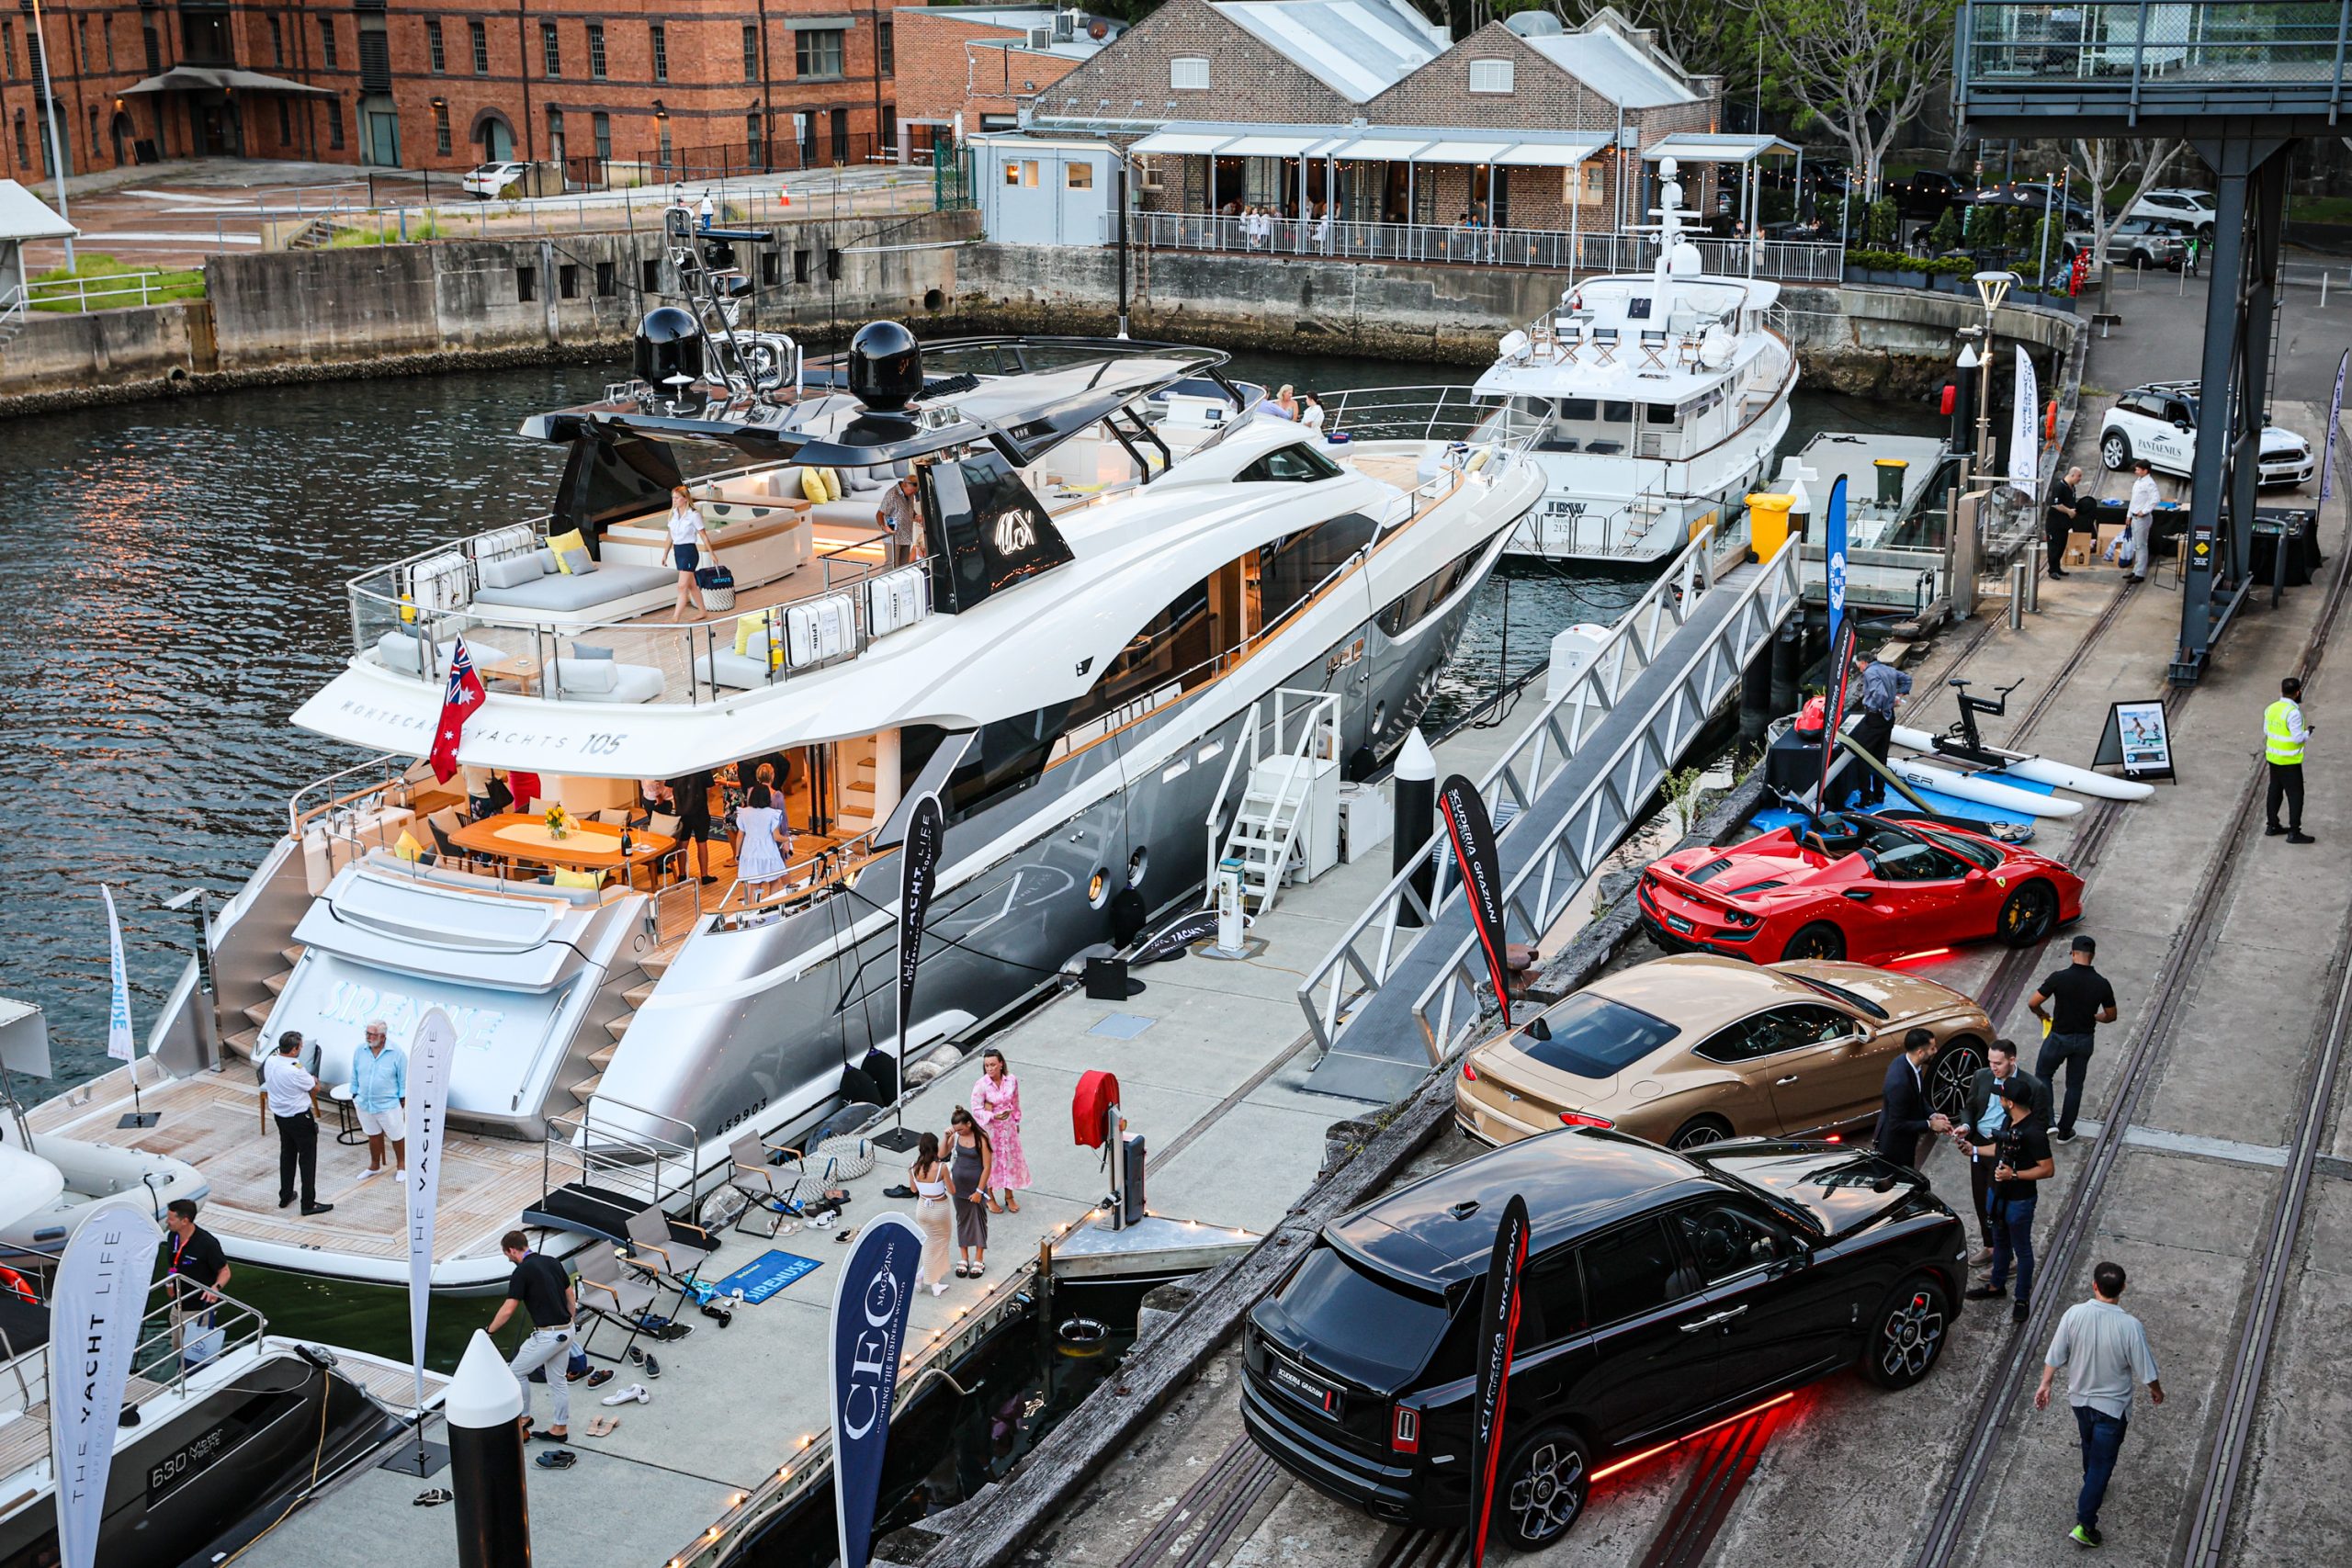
[1241,1129,1967,1550]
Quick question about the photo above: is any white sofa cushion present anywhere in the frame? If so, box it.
[480,552,543,591]
[556,657,617,694]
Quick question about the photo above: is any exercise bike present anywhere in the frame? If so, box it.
[1933,677,2025,769]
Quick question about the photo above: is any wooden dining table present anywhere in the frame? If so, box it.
[447,813,678,875]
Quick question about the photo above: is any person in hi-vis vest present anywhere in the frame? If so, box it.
[2266,676,2314,844]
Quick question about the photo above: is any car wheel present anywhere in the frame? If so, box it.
[1781,921,1845,962]
[1996,880,2058,947]
[1862,1274,1951,1390]
[2101,431,2132,471]
[1928,1034,1984,1122]
[1669,1115,1733,1151]
[1498,1424,1589,1550]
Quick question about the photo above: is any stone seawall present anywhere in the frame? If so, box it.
[0,209,978,416]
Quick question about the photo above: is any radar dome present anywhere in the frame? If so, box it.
[846,320,923,412]
[634,306,706,393]
[1504,10,1565,35]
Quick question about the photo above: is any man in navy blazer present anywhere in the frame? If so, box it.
[1874,1028,1951,1168]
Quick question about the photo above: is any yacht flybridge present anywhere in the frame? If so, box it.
[1476,157,1797,564]
[33,311,1542,1290]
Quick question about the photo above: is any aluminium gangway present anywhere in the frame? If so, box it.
[1298,523,1804,1105]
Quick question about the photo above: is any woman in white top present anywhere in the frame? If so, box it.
[910,1132,954,1295]
[733,783,791,897]
[666,484,717,623]
[1299,392,1325,433]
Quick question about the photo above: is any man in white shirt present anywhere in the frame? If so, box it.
[2123,458,2160,583]
[262,1032,334,1216]
[2036,1260,2163,1549]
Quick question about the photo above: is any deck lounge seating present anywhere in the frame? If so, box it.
[359,850,611,904]
[473,549,675,615]
[551,646,666,703]
[693,628,776,692]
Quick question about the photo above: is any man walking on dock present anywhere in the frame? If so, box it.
[2029,934,2116,1143]
[2036,1260,2163,1549]
[2266,675,2314,844]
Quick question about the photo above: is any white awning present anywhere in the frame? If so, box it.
[0,178,76,243]
[1642,133,1798,164]
[1491,140,1607,169]
[1219,131,1328,157]
[1413,141,1512,164]
[1129,129,1235,156]
[1325,135,1431,163]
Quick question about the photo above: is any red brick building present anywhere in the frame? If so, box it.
[892,6,1120,150]
[0,0,900,184]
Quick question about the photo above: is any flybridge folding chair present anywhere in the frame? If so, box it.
[622,1202,707,1319]
[574,1245,666,1369]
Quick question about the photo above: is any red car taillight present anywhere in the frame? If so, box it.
[1390,1404,1420,1453]
[1560,1111,1614,1129]
[1461,1062,1477,1082]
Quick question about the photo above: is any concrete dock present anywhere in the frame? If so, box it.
[993,379,2352,1564]
[232,712,1521,1568]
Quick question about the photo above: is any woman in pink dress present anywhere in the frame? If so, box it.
[968,1048,1030,1213]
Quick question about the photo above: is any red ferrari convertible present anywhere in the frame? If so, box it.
[1636,811,2085,964]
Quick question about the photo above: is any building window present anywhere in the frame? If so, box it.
[547,106,564,163]
[328,98,345,149]
[1171,57,1210,90]
[516,265,535,302]
[142,23,160,73]
[741,22,757,81]
[881,105,895,149]
[1002,160,1019,187]
[831,107,848,161]
[1468,58,1513,94]
[560,263,577,299]
[586,22,605,81]
[434,100,451,154]
[540,20,559,76]
[595,259,616,297]
[795,28,842,78]
[14,111,26,171]
[658,122,672,164]
[592,110,610,160]
[649,22,667,83]
[1066,161,1092,190]
[86,103,97,162]
[104,18,114,71]
[878,18,894,75]
[2,21,15,81]
[319,18,338,70]
[269,16,285,67]
[469,19,488,75]
[73,17,85,73]
[746,111,761,161]
[425,18,444,73]
[278,99,292,143]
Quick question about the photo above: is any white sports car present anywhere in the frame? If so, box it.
[2098,381,2314,488]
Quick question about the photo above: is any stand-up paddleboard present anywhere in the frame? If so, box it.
[1890,724,2154,801]
[1885,755,2083,818]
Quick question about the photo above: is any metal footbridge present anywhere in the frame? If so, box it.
[1298,525,1803,1105]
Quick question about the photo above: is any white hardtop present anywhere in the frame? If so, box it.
[1474,271,1781,402]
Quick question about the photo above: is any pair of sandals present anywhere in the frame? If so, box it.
[582,1414,623,1437]
[955,1260,987,1278]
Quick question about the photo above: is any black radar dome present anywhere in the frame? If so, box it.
[635,306,706,391]
[847,320,923,412]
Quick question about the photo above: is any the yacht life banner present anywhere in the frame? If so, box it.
[1825,474,1850,649]
[1439,774,1512,1027]
[896,794,944,1072]
[1468,1192,1531,1568]
[405,1007,458,1409]
[49,1198,163,1568]
[100,886,134,1064]
[1136,907,1222,964]
[2008,348,2040,500]
[831,1213,923,1568]
[2322,349,2347,504]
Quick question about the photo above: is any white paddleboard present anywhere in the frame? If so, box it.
[1886,756,2083,818]
[1890,724,2154,801]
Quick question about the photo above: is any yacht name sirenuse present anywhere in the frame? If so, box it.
[29,310,1543,1292]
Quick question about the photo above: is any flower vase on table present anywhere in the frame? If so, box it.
[544,806,572,840]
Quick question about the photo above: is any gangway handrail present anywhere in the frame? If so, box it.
[1295,525,1799,1059]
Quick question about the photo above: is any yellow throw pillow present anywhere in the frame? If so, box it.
[394,829,424,862]
[553,867,602,890]
[820,468,844,502]
[734,611,767,657]
[797,467,828,504]
[547,528,588,573]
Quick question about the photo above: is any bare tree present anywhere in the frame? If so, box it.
[1575,0,1760,83]
[2070,136,2185,313]
[1739,0,1960,197]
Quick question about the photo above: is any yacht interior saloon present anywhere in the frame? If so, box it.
[1476,158,1797,565]
[32,316,1544,1292]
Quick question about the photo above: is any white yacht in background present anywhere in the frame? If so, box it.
[1477,158,1797,564]
[32,310,1542,1291]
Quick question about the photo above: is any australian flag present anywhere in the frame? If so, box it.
[427,637,487,783]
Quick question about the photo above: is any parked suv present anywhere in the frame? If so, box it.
[1241,1129,1966,1549]
[2063,217,2186,270]
[2099,381,2315,486]
[2128,187,2219,240]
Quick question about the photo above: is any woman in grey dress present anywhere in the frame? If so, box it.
[946,1106,994,1279]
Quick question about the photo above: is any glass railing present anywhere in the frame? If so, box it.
[1961,1,2347,88]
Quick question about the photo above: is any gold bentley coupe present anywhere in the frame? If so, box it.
[1453,954,1993,1151]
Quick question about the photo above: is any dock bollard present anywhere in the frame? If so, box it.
[447,1329,533,1568]
[1394,728,1437,929]
[2007,562,2027,630]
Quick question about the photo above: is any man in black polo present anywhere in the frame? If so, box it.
[2030,933,2119,1142]
[1954,1041,2052,1268]
[488,1229,577,1443]
[2046,465,2083,580]
[160,1198,232,1369]
[1965,1076,2054,1324]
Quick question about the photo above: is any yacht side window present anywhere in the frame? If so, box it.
[1237,444,1344,484]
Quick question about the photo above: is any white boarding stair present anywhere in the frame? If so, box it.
[1207,689,1342,915]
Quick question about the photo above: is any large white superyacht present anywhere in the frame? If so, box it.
[1477,159,1797,564]
[30,310,1543,1291]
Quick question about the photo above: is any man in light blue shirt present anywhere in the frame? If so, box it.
[2036,1260,2164,1549]
[348,1020,409,1180]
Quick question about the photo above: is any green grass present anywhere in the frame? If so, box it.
[325,213,447,247]
[2290,195,2352,225]
[27,252,205,312]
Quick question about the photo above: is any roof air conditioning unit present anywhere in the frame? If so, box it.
[1028,27,1052,48]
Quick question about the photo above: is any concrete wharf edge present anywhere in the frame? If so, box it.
[889,773,1771,1568]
